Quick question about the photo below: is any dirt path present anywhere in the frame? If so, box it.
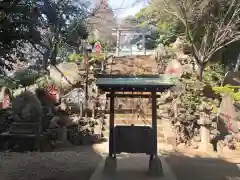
[0,142,102,180]
[162,148,240,180]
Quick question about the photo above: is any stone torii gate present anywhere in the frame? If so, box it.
[112,27,144,56]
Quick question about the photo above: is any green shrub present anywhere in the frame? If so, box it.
[0,75,18,89]
[13,69,41,87]
[213,85,240,101]
[68,53,105,63]
[68,53,83,62]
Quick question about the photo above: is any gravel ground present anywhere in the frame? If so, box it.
[0,145,102,180]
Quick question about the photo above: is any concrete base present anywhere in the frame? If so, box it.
[103,156,117,175]
[89,154,177,180]
[148,156,163,177]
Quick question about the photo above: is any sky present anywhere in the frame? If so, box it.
[108,0,147,18]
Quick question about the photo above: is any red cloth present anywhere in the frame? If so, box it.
[45,85,59,102]
[0,94,10,109]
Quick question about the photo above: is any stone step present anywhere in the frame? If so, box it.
[105,119,169,126]
[113,119,151,125]
[158,139,166,144]
[158,132,165,138]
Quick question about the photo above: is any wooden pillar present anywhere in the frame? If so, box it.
[152,91,157,155]
[109,91,115,157]
[116,29,120,56]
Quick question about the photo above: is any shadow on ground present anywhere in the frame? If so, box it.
[0,143,103,180]
[162,151,240,180]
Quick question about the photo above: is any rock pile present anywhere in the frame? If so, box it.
[48,62,83,93]
[155,38,224,151]
[0,60,108,151]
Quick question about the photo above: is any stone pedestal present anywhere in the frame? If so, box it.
[198,113,213,152]
[58,127,67,141]
[103,156,117,175]
[148,157,163,177]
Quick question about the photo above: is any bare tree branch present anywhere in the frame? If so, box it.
[150,0,240,79]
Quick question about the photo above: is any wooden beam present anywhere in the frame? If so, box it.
[114,119,152,125]
[95,109,152,115]
[106,94,160,98]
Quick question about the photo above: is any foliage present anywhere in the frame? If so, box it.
[0,0,40,72]
[34,0,90,65]
[67,53,104,62]
[68,54,83,62]
[134,2,184,46]
[213,85,240,101]
[153,0,240,79]
[35,74,55,88]
[12,67,48,87]
[157,21,184,46]
[14,69,39,87]
[0,76,18,89]
[88,53,105,62]
[203,64,225,86]
[0,0,92,72]
[62,18,88,53]
[177,64,224,115]
[169,63,224,144]
[130,12,159,48]
[135,0,240,79]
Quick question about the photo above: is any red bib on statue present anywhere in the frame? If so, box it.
[45,85,60,103]
[0,94,10,109]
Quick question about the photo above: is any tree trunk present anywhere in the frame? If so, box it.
[197,63,205,81]
[43,49,50,68]
[50,42,59,66]
[75,45,80,54]
[234,52,240,72]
